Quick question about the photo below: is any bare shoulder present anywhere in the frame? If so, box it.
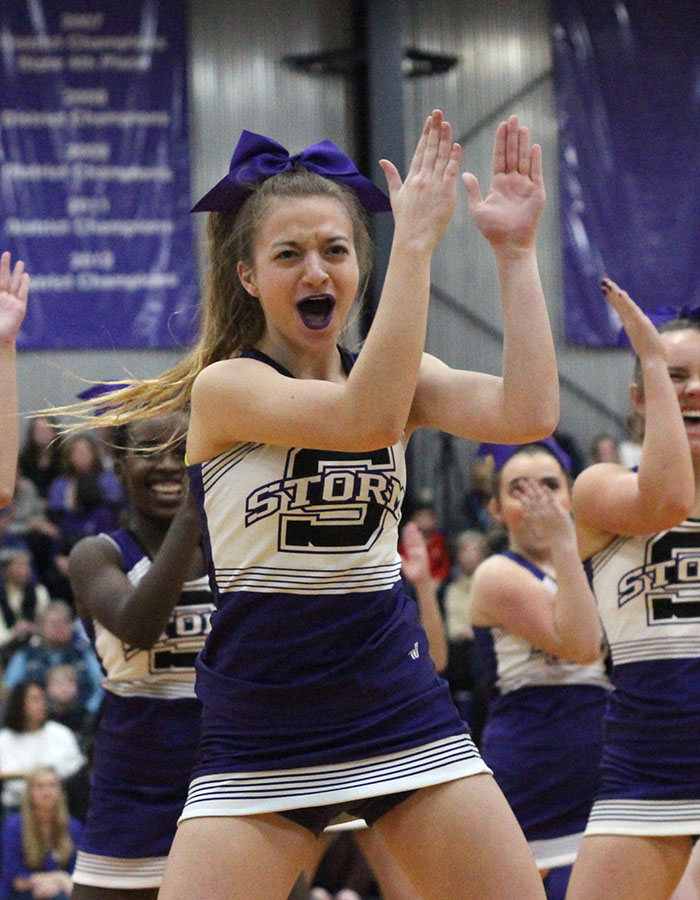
[572,462,632,556]
[470,553,528,624]
[69,533,120,572]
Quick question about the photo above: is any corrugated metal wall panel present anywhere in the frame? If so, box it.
[401,0,636,520]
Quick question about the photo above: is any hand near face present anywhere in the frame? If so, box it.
[517,477,575,548]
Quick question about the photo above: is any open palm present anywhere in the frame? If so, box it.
[0,251,29,345]
[463,115,545,249]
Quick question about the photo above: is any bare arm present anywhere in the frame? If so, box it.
[188,111,462,460]
[574,280,694,559]
[400,521,448,672]
[471,481,602,664]
[69,494,202,648]
[408,116,558,442]
[0,252,29,508]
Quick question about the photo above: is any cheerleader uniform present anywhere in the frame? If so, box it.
[72,529,214,889]
[584,518,700,836]
[473,550,609,869]
[181,349,488,833]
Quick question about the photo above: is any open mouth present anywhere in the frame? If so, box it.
[297,295,335,330]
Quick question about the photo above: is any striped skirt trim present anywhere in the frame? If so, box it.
[180,734,489,820]
[586,799,700,836]
[72,851,166,889]
[529,831,584,869]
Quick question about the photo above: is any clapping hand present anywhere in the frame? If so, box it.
[463,115,545,251]
[0,252,29,346]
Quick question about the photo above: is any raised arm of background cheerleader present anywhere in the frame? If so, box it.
[0,252,29,508]
[408,115,558,443]
[573,280,694,558]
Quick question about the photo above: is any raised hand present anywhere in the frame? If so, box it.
[400,521,433,588]
[0,251,29,346]
[462,115,545,250]
[601,277,665,364]
[379,109,462,254]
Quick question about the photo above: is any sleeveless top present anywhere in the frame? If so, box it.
[474,550,609,697]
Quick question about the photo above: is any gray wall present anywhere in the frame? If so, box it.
[16,0,637,530]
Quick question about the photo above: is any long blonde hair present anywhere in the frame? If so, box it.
[20,767,75,871]
[49,169,374,437]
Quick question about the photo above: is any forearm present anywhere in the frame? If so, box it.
[113,503,202,647]
[497,247,559,439]
[636,358,694,517]
[0,343,19,508]
[348,241,431,443]
[412,576,448,673]
[549,537,602,662]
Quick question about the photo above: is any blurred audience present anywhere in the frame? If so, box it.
[18,417,63,502]
[0,547,51,665]
[588,432,621,466]
[3,600,104,717]
[0,682,86,816]
[0,766,82,900]
[401,497,451,585]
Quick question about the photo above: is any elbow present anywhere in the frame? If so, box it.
[354,419,405,452]
[526,401,560,442]
[127,634,160,651]
[0,489,12,510]
[654,496,694,531]
[501,401,560,445]
[567,643,603,666]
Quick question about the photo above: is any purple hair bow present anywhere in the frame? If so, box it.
[190,129,391,215]
[616,302,700,348]
[477,438,572,473]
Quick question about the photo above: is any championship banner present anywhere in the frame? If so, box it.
[551,0,700,346]
[0,0,198,349]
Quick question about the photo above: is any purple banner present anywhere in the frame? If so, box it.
[551,0,700,346]
[0,0,198,349]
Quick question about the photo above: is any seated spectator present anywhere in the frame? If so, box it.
[45,664,95,754]
[442,529,489,745]
[0,682,86,815]
[401,496,451,585]
[0,547,51,665]
[4,601,103,717]
[618,410,643,469]
[18,416,62,502]
[463,454,494,533]
[7,472,60,584]
[0,766,82,900]
[47,432,123,542]
[45,435,124,604]
[443,530,488,643]
[588,432,621,466]
[0,506,31,562]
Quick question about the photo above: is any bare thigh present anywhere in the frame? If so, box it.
[566,834,694,900]
[672,842,700,900]
[373,774,545,900]
[353,828,424,900]
[72,887,158,900]
[157,814,317,900]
